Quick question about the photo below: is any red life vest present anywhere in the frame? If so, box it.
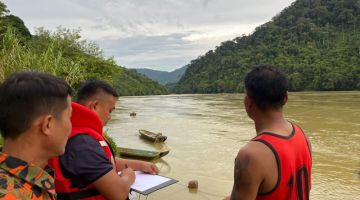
[49,102,117,200]
[253,123,312,200]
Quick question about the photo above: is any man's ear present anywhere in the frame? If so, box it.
[244,95,252,109]
[284,92,289,105]
[89,100,99,111]
[41,115,53,136]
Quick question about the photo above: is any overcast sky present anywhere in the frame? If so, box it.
[3,0,295,71]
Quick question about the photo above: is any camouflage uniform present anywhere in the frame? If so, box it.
[0,152,56,200]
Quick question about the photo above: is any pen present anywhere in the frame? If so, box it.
[119,164,128,177]
[125,163,134,193]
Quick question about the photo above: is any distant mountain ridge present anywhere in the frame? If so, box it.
[174,0,360,93]
[135,65,188,85]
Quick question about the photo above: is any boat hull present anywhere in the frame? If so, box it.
[139,129,167,142]
[117,147,170,160]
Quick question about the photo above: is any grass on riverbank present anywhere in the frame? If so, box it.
[0,28,88,87]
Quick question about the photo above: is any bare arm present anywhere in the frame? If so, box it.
[92,167,135,200]
[115,157,159,174]
[229,145,263,200]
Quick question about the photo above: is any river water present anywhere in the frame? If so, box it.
[107,92,360,200]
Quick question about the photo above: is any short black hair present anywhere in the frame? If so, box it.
[0,71,72,139]
[245,65,288,110]
[77,79,118,103]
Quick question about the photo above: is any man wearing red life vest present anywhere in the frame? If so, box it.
[49,79,158,200]
[224,65,312,200]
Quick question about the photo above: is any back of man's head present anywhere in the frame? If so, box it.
[76,79,118,104]
[0,71,72,139]
[245,65,289,111]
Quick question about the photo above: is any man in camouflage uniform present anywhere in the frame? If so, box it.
[0,72,73,199]
[0,154,56,199]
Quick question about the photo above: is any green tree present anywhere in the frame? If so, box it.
[175,0,360,93]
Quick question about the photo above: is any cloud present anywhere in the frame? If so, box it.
[97,34,201,71]
[3,0,296,71]
[180,24,257,42]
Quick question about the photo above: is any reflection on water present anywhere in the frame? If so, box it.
[107,92,360,200]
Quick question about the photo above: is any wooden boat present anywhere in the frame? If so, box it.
[139,129,167,142]
[159,149,170,157]
[117,147,170,160]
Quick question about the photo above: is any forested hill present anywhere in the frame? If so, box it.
[135,65,188,85]
[0,1,168,96]
[175,0,360,93]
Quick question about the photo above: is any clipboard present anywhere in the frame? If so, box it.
[130,171,178,195]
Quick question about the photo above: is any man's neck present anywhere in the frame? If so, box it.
[254,111,291,136]
[2,133,47,167]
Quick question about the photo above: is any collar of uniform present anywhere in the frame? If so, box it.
[0,152,56,195]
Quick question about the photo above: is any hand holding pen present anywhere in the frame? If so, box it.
[121,163,135,184]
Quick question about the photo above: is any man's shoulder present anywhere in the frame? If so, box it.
[237,141,271,159]
[61,133,107,163]
[235,141,276,173]
[0,168,50,199]
[70,133,99,143]
[0,169,26,194]
[0,154,51,185]
[1,165,56,198]
[0,167,13,181]
[66,134,102,150]
[0,153,56,199]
